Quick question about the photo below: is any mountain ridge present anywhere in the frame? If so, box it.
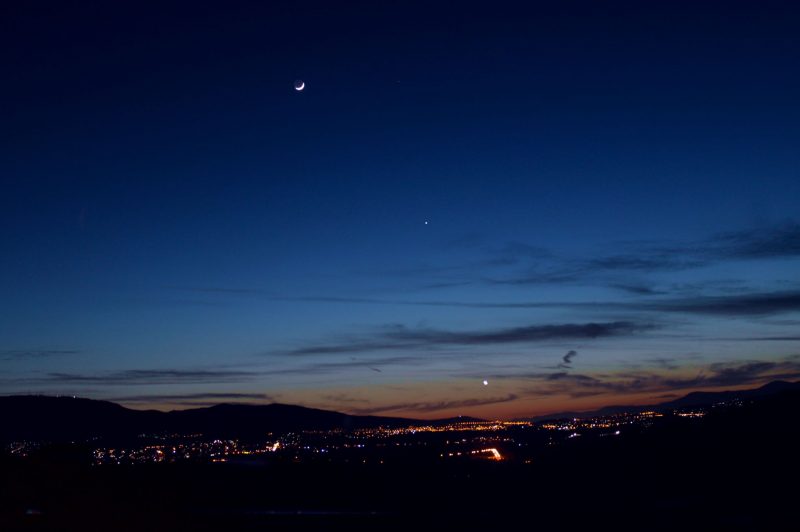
[0,397,414,443]
[3,380,798,442]
[527,380,800,421]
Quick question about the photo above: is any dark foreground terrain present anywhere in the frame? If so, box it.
[2,391,798,531]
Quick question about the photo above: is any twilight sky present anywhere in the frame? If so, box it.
[2,1,800,419]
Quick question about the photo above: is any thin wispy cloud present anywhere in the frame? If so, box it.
[645,290,800,316]
[718,336,800,342]
[274,289,800,318]
[590,222,800,273]
[701,221,800,260]
[610,284,667,296]
[588,255,706,273]
[1,349,80,361]
[285,322,655,356]
[468,221,800,285]
[112,392,275,403]
[645,357,681,370]
[166,286,274,295]
[46,369,257,385]
[260,356,424,374]
[513,358,800,399]
[23,358,426,389]
[348,393,519,415]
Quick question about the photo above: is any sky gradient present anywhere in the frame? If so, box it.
[2,1,800,419]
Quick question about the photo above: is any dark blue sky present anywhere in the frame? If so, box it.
[2,1,799,417]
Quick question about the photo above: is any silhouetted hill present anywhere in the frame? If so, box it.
[5,380,798,443]
[3,386,799,530]
[659,379,800,408]
[164,402,415,438]
[0,396,156,443]
[0,396,416,443]
[529,380,800,421]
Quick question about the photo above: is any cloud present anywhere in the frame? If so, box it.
[610,284,666,296]
[699,361,781,387]
[329,358,800,417]
[716,336,800,342]
[707,221,800,259]
[384,322,650,344]
[169,291,563,310]
[588,255,706,272]
[593,222,800,272]
[312,357,416,372]
[172,281,800,323]
[268,294,581,310]
[166,222,800,311]
[46,369,256,385]
[515,358,800,399]
[2,349,80,361]
[285,322,654,356]
[645,357,680,370]
[43,358,414,385]
[558,350,578,369]
[164,287,800,320]
[479,221,800,284]
[111,392,275,403]
[321,393,371,405]
[167,286,273,295]
[646,290,800,316]
[348,394,519,415]
[419,281,475,290]
[483,270,585,286]
[286,342,411,356]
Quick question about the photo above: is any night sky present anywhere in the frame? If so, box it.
[2,1,800,419]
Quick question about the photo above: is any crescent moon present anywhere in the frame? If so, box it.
[295,81,305,91]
